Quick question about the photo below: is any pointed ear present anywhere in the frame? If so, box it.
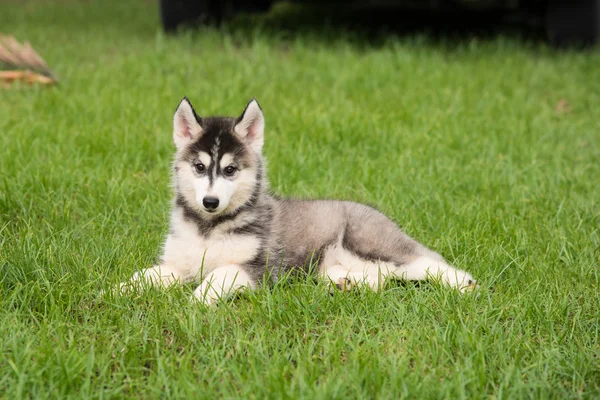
[234,99,264,152]
[173,97,203,149]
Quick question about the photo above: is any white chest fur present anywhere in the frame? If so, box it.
[160,208,261,281]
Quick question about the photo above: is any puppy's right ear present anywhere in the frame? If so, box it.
[173,97,203,149]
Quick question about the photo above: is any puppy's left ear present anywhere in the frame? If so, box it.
[173,97,203,150]
[234,99,264,152]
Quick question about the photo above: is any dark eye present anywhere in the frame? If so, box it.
[223,165,237,176]
[194,163,205,173]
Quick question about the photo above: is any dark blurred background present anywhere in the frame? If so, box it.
[159,0,600,47]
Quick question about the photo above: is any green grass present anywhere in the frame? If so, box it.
[1,0,599,398]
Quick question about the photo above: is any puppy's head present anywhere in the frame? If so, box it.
[172,98,264,217]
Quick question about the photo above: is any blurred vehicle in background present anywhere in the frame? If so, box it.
[159,0,599,46]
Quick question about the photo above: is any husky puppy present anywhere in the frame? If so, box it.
[122,98,475,304]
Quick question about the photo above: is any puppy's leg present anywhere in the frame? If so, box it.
[321,264,382,291]
[394,257,475,292]
[193,264,255,306]
[119,264,186,293]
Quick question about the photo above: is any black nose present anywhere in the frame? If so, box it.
[202,197,219,210]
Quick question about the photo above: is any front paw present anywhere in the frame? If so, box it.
[191,285,218,306]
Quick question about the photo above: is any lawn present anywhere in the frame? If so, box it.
[1,0,599,398]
